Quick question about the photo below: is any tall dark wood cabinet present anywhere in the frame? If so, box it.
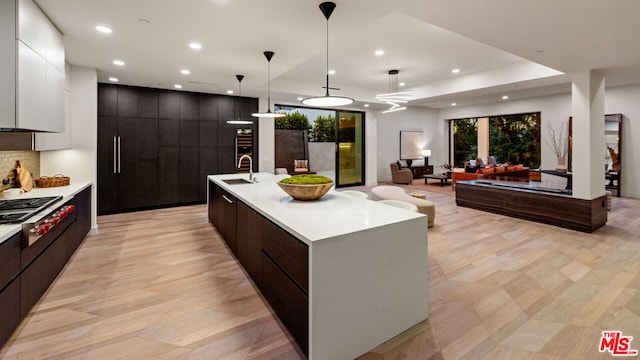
[158,91,200,205]
[98,83,258,213]
[97,90,159,213]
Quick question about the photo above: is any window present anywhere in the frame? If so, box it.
[449,112,540,168]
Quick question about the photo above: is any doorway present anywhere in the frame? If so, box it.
[274,105,365,187]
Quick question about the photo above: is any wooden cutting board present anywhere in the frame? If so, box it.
[17,160,33,192]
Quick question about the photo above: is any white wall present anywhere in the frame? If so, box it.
[376,107,440,182]
[40,65,98,230]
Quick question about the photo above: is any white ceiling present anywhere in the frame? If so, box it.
[36,0,640,109]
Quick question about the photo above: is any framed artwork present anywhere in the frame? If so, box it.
[400,131,424,160]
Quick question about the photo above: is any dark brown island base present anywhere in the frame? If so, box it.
[455,180,607,233]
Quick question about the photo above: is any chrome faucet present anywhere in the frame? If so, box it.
[237,154,253,182]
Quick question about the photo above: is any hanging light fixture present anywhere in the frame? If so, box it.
[375,69,412,113]
[301,2,354,107]
[252,51,285,118]
[227,74,254,125]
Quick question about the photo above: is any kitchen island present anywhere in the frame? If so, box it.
[208,173,429,360]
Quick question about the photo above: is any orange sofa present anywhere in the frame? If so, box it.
[451,164,529,189]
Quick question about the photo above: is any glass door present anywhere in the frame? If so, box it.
[336,111,364,187]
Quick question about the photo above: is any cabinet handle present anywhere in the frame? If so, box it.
[117,136,121,174]
[113,136,117,174]
[222,195,234,204]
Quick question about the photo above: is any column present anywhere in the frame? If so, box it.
[477,117,489,159]
[571,71,605,200]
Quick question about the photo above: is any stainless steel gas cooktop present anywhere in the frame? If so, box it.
[0,196,63,224]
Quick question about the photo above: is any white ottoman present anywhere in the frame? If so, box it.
[372,185,436,227]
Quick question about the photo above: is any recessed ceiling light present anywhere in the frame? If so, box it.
[226,90,234,94]
[328,69,336,75]
[399,82,406,87]
[113,59,125,66]
[174,84,183,89]
[180,69,190,75]
[108,77,119,82]
[451,68,460,74]
[297,97,303,101]
[502,95,509,100]
[451,102,457,106]
[374,49,384,56]
[95,25,112,34]
[189,42,202,50]
[364,104,370,108]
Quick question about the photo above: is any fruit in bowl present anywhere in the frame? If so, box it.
[277,174,334,201]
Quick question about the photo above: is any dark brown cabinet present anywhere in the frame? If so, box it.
[208,180,309,355]
[97,115,159,213]
[262,254,309,354]
[0,186,92,347]
[410,165,434,179]
[209,182,237,254]
[0,277,20,347]
[99,84,258,213]
[0,232,21,346]
[0,232,20,291]
[236,201,262,287]
[20,186,91,318]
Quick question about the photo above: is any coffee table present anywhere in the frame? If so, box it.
[423,173,451,186]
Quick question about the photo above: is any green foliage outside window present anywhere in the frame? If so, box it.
[274,111,311,130]
[312,115,336,142]
[453,119,478,167]
[451,112,541,168]
[489,113,541,168]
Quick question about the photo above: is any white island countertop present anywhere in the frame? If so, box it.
[209,173,425,245]
[0,182,92,243]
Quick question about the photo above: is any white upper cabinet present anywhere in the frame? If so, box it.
[18,0,48,57]
[0,0,65,132]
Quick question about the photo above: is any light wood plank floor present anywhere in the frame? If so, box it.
[2,186,640,359]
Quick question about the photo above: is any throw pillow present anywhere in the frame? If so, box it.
[396,160,402,169]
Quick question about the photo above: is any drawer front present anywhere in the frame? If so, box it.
[262,220,308,293]
[0,277,20,347]
[262,253,308,355]
[236,201,262,287]
[0,233,21,290]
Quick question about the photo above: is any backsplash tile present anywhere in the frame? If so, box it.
[1,151,40,190]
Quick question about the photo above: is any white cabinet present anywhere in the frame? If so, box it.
[17,0,48,57]
[0,0,65,132]
[17,40,46,131]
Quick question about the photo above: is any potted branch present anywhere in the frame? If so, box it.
[544,121,568,173]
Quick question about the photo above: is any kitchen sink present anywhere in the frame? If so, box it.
[222,178,253,185]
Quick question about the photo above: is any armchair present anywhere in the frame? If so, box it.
[389,162,413,184]
[293,159,309,173]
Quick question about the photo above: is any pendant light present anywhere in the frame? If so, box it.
[227,74,254,124]
[251,51,285,118]
[375,69,411,113]
[301,2,354,107]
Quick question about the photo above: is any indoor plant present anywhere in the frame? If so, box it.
[545,121,568,173]
[278,174,334,201]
